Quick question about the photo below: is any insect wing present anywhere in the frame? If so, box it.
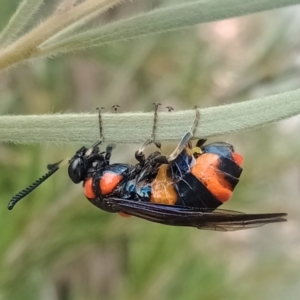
[106,198,287,231]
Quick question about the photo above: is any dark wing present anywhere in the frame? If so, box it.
[105,198,287,231]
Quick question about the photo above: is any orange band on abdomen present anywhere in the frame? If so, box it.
[232,152,243,166]
[100,172,123,195]
[84,177,96,199]
[191,153,233,202]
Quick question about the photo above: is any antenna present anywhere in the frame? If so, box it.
[7,165,59,210]
[8,108,106,211]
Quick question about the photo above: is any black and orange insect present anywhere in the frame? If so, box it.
[8,104,287,231]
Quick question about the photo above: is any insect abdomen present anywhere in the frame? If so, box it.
[174,143,243,210]
[150,164,178,205]
[191,153,237,203]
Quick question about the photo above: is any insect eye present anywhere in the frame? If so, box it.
[68,158,85,184]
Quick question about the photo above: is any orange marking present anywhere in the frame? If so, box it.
[100,172,123,195]
[150,164,177,205]
[232,152,243,166]
[191,153,233,202]
[118,212,131,218]
[84,177,96,199]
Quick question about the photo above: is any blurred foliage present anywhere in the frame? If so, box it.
[1,1,300,300]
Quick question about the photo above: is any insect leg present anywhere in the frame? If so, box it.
[155,107,201,164]
[166,106,174,112]
[105,143,116,164]
[111,104,121,112]
[196,139,207,147]
[96,107,105,143]
[135,102,161,165]
[96,107,117,165]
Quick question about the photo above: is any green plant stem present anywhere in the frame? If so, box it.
[1,89,300,144]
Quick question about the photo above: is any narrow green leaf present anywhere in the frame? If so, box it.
[0,0,44,46]
[43,0,123,48]
[56,0,77,12]
[39,0,300,55]
[0,89,299,144]
[0,0,125,71]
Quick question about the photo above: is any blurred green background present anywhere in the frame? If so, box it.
[1,1,300,299]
